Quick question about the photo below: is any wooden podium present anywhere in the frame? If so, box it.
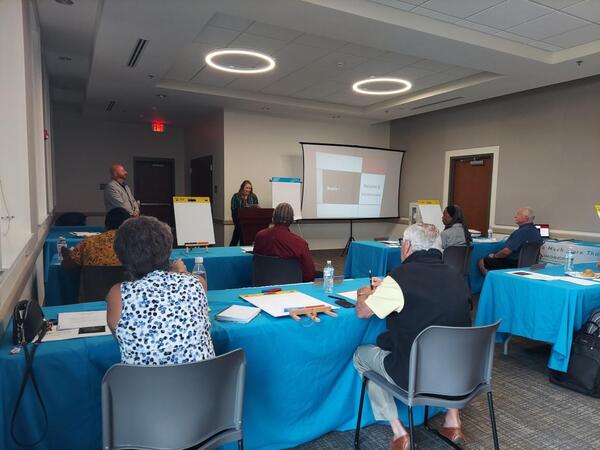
[238,207,274,245]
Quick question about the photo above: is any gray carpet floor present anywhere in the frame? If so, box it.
[295,250,600,450]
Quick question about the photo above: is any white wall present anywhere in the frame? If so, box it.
[53,105,186,222]
[223,110,404,249]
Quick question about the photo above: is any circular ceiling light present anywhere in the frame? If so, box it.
[352,77,412,95]
[205,49,276,74]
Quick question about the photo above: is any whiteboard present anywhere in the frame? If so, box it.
[173,197,215,246]
[418,203,444,232]
[271,177,302,220]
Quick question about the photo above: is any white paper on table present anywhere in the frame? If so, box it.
[42,325,111,342]
[473,238,498,243]
[379,240,400,247]
[553,276,599,286]
[507,271,557,281]
[240,290,337,318]
[70,231,101,237]
[240,246,253,253]
[58,311,107,330]
[338,290,358,301]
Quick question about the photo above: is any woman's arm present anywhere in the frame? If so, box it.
[106,283,123,335]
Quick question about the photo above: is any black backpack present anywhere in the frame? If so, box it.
[549,308,600,397]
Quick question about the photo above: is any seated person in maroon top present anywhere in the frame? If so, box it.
[253,203,316,282]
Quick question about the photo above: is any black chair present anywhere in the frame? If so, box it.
[55,212,87,226]
[102,349,246,450]
[252,254,302,287]
[355,322,501,450]
[443,245,472,277]
[517,242,542,267]
[79,266,127,302]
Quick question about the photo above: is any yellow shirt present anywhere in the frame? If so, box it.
[70,230,121,266]
[365,275,405,319]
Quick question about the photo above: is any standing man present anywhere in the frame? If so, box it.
[478,206,542,276]
[104,163,140,216]
[353,223,471,450]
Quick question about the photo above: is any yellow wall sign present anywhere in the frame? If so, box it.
[173,196,210,203]
[416,199,440,205]
[595,204,600,219]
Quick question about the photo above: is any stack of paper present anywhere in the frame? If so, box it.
[240,246,254,253]
[43,310,111,342]
[216,305,261,323]
[70,231,101,237]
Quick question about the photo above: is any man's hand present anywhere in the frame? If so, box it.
[371,276,383,288]
[356,286,375,319]
[488,253,495,258]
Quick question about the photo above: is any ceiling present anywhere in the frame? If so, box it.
[37,0,600,125]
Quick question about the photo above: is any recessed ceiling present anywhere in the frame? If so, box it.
[35,0,600,125]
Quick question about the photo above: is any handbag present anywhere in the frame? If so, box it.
[11,299,49,446]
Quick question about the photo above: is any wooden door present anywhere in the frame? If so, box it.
[190,156,213,206]
[449,155,493,236]
[134,158,175,226]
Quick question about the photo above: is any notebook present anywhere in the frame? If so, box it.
[216,305,261,323]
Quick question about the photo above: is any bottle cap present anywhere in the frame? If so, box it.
[194,256,203,263]
[326,260,332,264]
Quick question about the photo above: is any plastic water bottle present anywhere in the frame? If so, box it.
[564,247,575,273]
[192,256,207,282]
[323,260,334,294]
[57,236,67,262]
[487,228,493,239]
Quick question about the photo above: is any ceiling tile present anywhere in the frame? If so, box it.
[410,59,453,72]
[494,30,534,44]
[508,11,591,40]
[230,33,289,54]
[311,51,369,71]
[543,23,600,47]
[324,91,381,106]
[293,33,346,50]
[528,41,563,50]
[261,67,330,95]
[411,72,461,90]
[442,66,480,77]
[419,0,505,19]
[376,51,421,66]
[163,43,212,81]
[339,43,386,58]
[351,58,408,76]
[411,6,461,23]
[190,67,238,87]
[293,81,344,100]
[274,43,332,66]
[386,66,436,80]
[244,22,302,42]
[207,13,252,32]
[193,26,240,46]
[369,0,426,11]
[564,0,600,23]
[455,19,501,34]
[468,0,553,30]
[533,0,585,9]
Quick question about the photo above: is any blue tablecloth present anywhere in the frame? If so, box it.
[45,246,253,306]
[344,239,505,294]
[44,226,105,278]
[475,263,600,372]
[1,279,439,450]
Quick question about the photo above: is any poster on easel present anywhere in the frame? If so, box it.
[271,177,302,220]
[173,197,215,246]
[409,200,444,232]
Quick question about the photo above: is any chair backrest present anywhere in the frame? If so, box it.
[517,242,542,267]
[79,265,127,302]
[443,245,472,277]
[102,348,246,450]
[408,321,500,399]
[252,254,302,287]
[55,212,86,226]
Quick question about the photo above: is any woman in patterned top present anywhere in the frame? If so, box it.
[229,179,259,246]
[106,216,214,365]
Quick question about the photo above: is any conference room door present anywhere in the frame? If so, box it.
[449,154,493,237]
[190,155,213,206]
[134,158,175,227]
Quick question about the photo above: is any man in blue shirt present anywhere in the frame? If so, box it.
[478,207,543,275]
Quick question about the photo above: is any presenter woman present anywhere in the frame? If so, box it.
[230,180,259,246]
[441,205,472,249]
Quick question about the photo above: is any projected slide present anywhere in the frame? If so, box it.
[302,143,404,219]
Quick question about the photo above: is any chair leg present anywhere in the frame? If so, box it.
[408,406,415,450]
[423,405,429,428]
[487,392,500,450]
[354,378,368,449]
[238,439,244,450]
[503,335,511,355]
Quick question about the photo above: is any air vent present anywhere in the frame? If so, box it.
[105,100,116,112]
[411,96,464,111]
[127,38,148,68]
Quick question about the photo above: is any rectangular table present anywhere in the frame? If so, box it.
[474,263,600,372]
[44,226,105,278]
[1,279,438,450]
[45,246,253,306]
[540,239,600,265]
[344,239,505,294]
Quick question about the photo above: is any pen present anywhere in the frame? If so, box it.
[328,295,350,302]
[285,304,326,312]
[369,270,373,290]
[262,287,282,294]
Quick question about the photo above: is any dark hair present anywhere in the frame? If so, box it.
[105,207,131,230]
[114,216,173,279]
[273,202,294,226]
[445,205,473,245]
[238,180,253,195]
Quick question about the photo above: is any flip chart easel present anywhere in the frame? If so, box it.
[173,197,216,246]
[271,177,302,220]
